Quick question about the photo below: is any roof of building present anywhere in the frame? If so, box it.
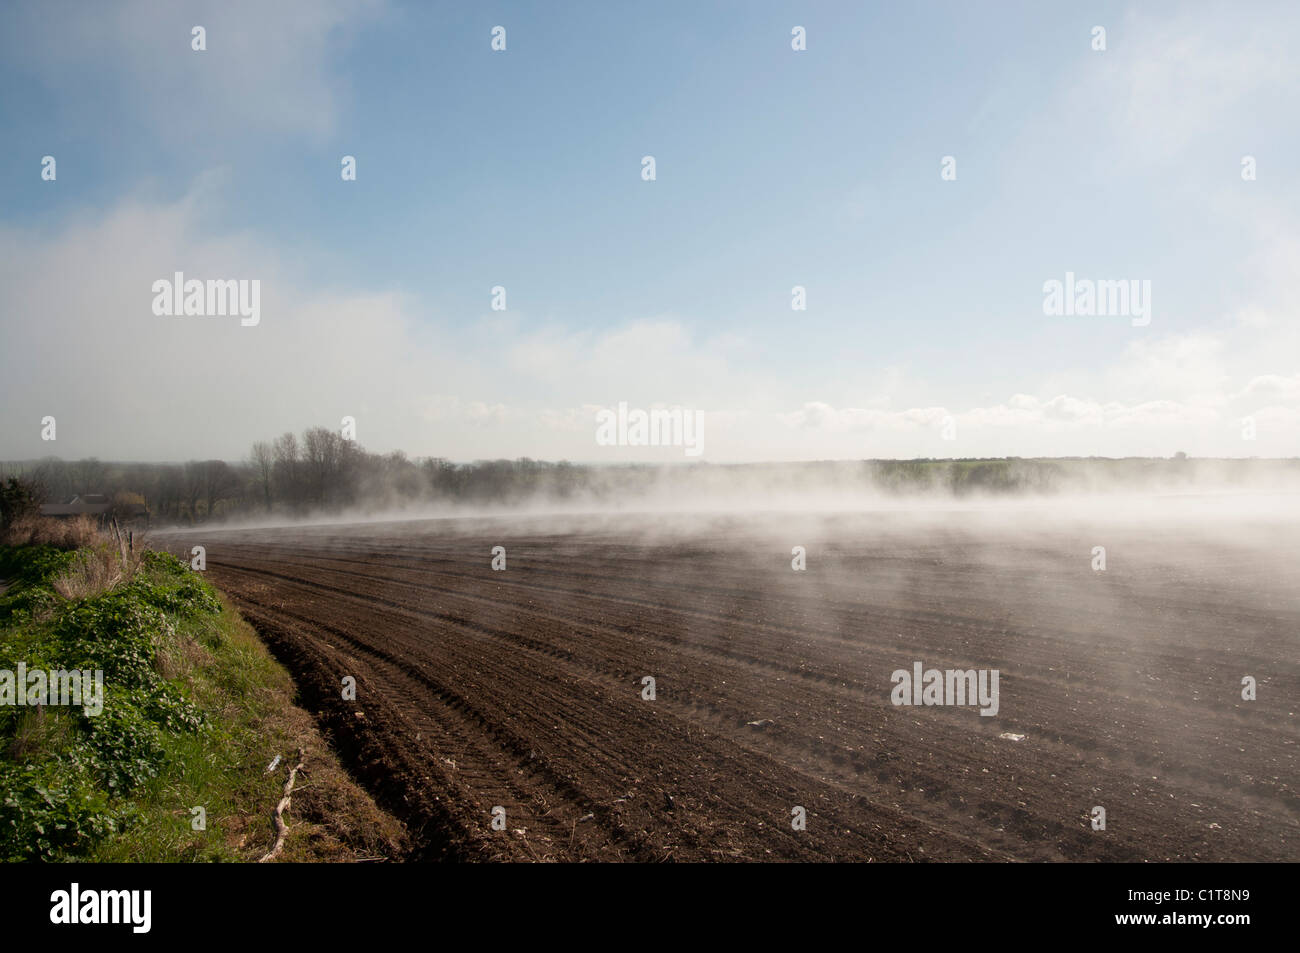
[39,502,111,516]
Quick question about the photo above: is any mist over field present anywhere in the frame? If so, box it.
[7,443,1300,531]
[122,446,1298,865]
[135,484,1299,865]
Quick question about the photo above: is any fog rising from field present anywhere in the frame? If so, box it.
[149,456,1300,537]
[161,472,1300,862]
[132,445,1300,864]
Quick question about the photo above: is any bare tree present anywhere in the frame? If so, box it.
[71,457,107,496]
[303,427,351,505]
[153,465,184,519]
[182,461,205,523]
[201,460,240,519]
[250,441,274,510]
[272,432,302,508]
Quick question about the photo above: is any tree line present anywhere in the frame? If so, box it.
[2,426,603,524]
[3,433,1294,527]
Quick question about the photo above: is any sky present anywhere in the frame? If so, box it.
[0,0,1297,463]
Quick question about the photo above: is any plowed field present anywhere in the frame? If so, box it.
[156,509,1300,862]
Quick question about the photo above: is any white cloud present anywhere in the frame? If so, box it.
[1086,10,1297,164]
[1106,333,1229,406]
[2,175,1298,464]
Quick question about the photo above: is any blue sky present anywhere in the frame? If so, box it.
[1,0,1298,462]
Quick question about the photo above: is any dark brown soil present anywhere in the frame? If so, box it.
[157,510,1300,862]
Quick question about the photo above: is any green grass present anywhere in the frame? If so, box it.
[86,601,297,862]
[0,544,405,862]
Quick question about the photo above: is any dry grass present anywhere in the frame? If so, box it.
[1,514,102,549]
[50,543,143,600]
[156,624,215,681]
[0,515,147,600]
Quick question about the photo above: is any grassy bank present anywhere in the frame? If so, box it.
[0,541,406,862]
